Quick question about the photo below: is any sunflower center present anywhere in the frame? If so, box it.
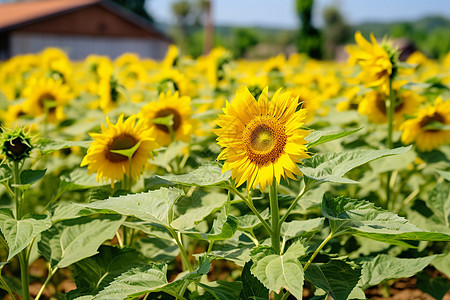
[154,108,182,133]
[375,93,404,115]
[38,93,56,113]
[105,134,137,162]
[243,116,287,165]
[419,112,445,132]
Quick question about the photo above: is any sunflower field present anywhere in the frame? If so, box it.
[0,32,449,300]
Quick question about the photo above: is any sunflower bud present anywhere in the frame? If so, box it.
[1,127,33,162]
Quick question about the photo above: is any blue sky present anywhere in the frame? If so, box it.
[147,0,450,28]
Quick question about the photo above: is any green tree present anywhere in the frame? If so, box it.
[233,28,259,58]
[323,6,351,59]
[296,0,322,59]
[111,0,154,22]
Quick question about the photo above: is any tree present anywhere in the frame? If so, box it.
[323,6,351,59]
[111,0,154,22]
[296,0,322,59]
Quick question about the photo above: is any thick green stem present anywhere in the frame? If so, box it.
[168,227,193,272]
[303,232,334,271]
[269,181,280,254]
[385,78,395,210]
[35,267,58,300]
[13,161,21,219]
[18,251,30,300]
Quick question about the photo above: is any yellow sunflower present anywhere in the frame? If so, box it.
[347,31,394,94]
[81,114,158,186]
[213,86,310,191]
[400,97,450,152]
[22,77,72,123]
[138,91,196,146]
[357,87,422,125]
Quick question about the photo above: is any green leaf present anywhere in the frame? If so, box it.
[236,208,270,231]
[281,218,325,240]
[210,231,255,267]
[416,271,450,300]
[197,281,243,300]
[171,191,228,230]
[423,122,450,131]
[14,169,46,187]
[158,163,231,187]
[432,253,450,278]
[0,165,12,183]
[0,209,52,261]
[305,260,361,300]
[185,214,238,242]
[322,196,450,247]
[250,242,306,299]
[37,139,90,154]
[427,182,450,227]
[305,128,361,149]
[67,246,145,298]
[358,254,436,289]
[299,146,411,184]
[150,141,187,168]
[240,261,269,300]
[38,215,124,268]
[81,187,184,227]
[400,81,431,90]
[437,169,450,181]
[60,168,108,193]
[51,202,94,223]
[136,237,179,262]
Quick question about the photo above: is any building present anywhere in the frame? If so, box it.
[0,0,171,60]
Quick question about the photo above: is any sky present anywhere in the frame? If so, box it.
[146,0,450,29]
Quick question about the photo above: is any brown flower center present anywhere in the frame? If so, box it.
[105,134,137,162]
[375,93,404,115]
[38,93,57,113]
[419,112,446,132]
[243,116,287,165]
[154,108,182,133]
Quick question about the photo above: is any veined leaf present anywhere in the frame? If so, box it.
[427,182,450,227]
[299,146,411,184]
[38,215,124,268]
[281,218,325,240]
[81,188,184,227]
[305,260,361,300]
[158,163,231,187]
[210,231,255,267]
[0,209,52,261]
[237,208,270,231]
[436,169,450,181]
[197,281,243,300]
[240,261,269,300]
[250,242,307,299]
[12,169,46,188]
[322,196,450,247]
[60,168,108,193]
[305,128,361,149]
[37,139,90,154]
[358,254,436,289]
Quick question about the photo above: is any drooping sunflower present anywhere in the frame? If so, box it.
[347,31,395,94]
[138,91,196,146]
[22,77,72,122]
[214,86,310,191]
[81,114,158,186]
[400,97,450,152]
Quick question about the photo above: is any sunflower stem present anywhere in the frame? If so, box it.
[269,180,281,254]
[18,250,30,300]
[303,231,334,272]
[385,77,394,210]
[0,266,16,300]
[168,227,193,272]
[35,267,58,300]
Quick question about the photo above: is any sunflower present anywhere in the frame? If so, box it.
[400,97,450,152]
[214,86,310,191]
[22,77,72,123]
[81,114,158,186]
[357,87,422,125]
[138,91,196,146]
[347,31,395,94]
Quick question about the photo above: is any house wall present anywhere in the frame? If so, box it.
[10,32,168,60]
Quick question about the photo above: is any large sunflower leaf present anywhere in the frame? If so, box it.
[59,168,108,193]
[38,215,124,268]
[158,163,231,187]
[281,218,325,240]
[426,182,450,227]
[250,242,307,299]
[240,261,269,300]
[304,260,361,300]
[197,281,243,300]
[305,128,362,149]
[299,146,411,183]
[81,187,184,227]
[0,209,52,261]
[322,196,450,246]
[36,139,90,154]
[209,231,255,267]
[358,254,436,290]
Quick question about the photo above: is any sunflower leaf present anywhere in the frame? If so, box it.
[305,128,362,149]
[109,140,142,158]
[322,196,450,246]
[158,163,231,187]
[299,146,411,184]
[36,139,91,154]
[59,168,108,193]
[80,187,184,227]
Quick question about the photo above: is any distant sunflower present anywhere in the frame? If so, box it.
[138,91,196,146]
[400,97,450,152]
[22,77,71,122]
[81,114,158,186]
[214,86,310,191]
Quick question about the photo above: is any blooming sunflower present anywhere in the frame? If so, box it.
[214,86,310,191]
[347,31,394,94]
[81,114,158,186]
[400,97,450,152]
[138,91,196,146]
[22,77,72,123]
